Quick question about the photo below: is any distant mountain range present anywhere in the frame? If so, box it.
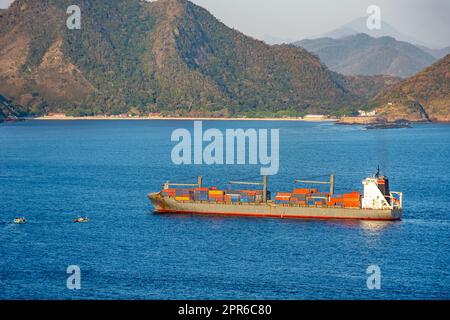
[418,45,450,60]
[315,17,438,49]
[295,33,437,78]
[372,54,450,122]
[0,0,398,118]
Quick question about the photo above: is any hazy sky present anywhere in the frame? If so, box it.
[1,0,449,48]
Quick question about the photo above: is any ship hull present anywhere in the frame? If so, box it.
[148,193,402,221]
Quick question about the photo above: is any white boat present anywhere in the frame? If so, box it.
[12,217,26,224]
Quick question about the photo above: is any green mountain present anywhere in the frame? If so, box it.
[372,54,450,121]
[0,0,396,118]
[295,33,437,78]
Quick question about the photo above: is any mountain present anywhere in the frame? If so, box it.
[262,34,295,45]
[0,0,391,118]
[316,17,436,48]
[372,54,450,122]
[0,94,21,121]
[418,45,450,60]
[295,33,437,78]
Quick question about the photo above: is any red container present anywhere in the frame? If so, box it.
[242,191,258,196]
[162,189,177,196]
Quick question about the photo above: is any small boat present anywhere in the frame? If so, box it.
[12,217,27,224]
[73,217,90,223]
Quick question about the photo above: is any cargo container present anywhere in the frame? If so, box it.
[293,188,310,195]
[194,191,208,201]
[293,188,318,194]
[175,196,191,201]
[291,194,307,200]
[162,189,177,197]
[209,190,225,196]
[241,196,256,203]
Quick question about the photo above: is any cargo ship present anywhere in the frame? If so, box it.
[148,168,403,221]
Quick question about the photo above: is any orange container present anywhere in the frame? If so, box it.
[344,193,361,199]
[293,188,310,195]
[209,190,225,196]
[175,196,190,201]
[209,195,224,200]
[343,200,360,208]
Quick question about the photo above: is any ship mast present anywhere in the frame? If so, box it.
[295,174,335,196]
[228,176,269,203]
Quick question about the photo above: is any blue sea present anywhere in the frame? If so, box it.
[0,120,449,299]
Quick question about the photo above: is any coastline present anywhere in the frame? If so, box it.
[32,116,338,122]
[10,116,448,124]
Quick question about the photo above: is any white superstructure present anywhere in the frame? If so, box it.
[362,169,403,210]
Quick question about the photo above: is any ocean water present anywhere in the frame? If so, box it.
[0,120,449,300]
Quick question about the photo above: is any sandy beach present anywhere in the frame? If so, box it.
[33,115,338,122]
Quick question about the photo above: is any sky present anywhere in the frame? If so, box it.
[1,0,449,48]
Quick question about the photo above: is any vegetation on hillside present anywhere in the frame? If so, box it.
[371,54,450,121]
[0,0,438,119]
